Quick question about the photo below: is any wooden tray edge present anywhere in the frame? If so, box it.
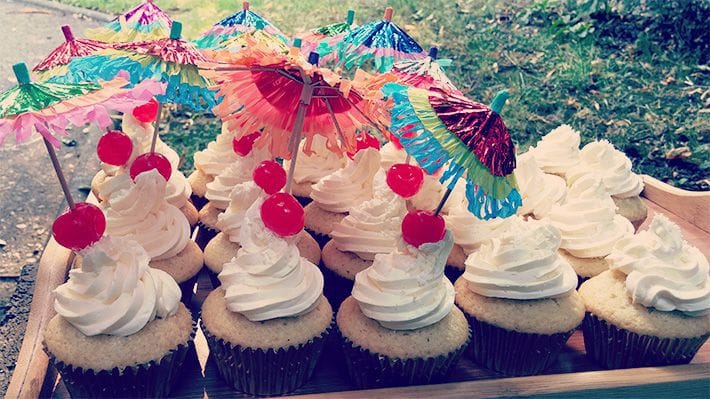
[641,174,709,233]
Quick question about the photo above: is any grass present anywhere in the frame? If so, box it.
[58,0,709,190]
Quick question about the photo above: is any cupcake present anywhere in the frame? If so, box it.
[527,124,581,178]
[188,124,241,208]
[204,181,321,286]
[514,152,567,219]
[102,170,204,302]
[283,135,346,205]
[201,192,333,396]
[566,140,647,229]
[455,219,584,376]
[579,214,710,369]
[305,147,381,246]
[44,236,195,398]
[324,170,407,308]
[545,175,634,281]
[338,230,470,388]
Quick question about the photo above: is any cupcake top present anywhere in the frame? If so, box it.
[120,112,180,171]
[514,152,567,219]
[607,214,710,316]
[463,219,578,300]
[283,135,346,184]
[97,169,192,210]
[205,146,270,210]
[445,200,520,255]
[193,125,240,177]
[379,142,408,170]
[103,170,191,260]
[566,140,644,198]
[527,124,581,176]
[310,147,381,213]
[330,170,407,261]
[54,236,181,336]
[216,181,264,243]
[218,197,324,321]
[351,231,455,331]
[546,176,634,258]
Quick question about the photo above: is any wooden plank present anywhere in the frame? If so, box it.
[642,174,710,234]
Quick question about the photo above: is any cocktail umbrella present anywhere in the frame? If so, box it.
[193,1,286,50]
[296,10,356,61]
[85,0,172,43]
[33,25,110,81]
[335,7,426,73]
[386,84,521,219]
[202,24,290,57]
[387,47,458,93]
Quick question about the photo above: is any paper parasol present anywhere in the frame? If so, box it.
[203,26,290,57]
[335,7,426,73]
[388,47,459,93]
[386,84,521,219]
[193,1,286,50]
[85,0,172,43]
[296,10,356,61]
[33,25,110,81]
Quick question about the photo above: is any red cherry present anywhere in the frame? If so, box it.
[387,163,424,198]
[401,210,446,248]
[130,152,172,181]
[97,130,133,166]
[347,132,381,159]
[52,202,106,251]
[260,192,304,237]
[132,98,160,123]
[233,131,261,156]
[253,160,286,194]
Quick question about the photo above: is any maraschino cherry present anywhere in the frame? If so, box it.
[387,163,424,198]
[52,202,106,251]
[347,132,380,159]
[233,131,261,156]
[97,130,133,166]
[130,152,172,181]
[132,98,160,123]
[261,192,304,237]
[401,210,446,248]
[253,160,286,194]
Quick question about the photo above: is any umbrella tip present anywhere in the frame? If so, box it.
[490,90,509,114]
[428,47,438,59]
[293,38,302,48]
[61,25,74,42]
[308,52,320,66]
[170,21,182,40]
[243,1,249,10]
[346,9,355,25]
[384,7,394,21]
[12,63,31,85]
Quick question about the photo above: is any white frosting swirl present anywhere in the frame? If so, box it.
[205,146,270,210]
[528,124,581,176]
[104,170,191,260]
[379,142,408,170]
[464,219,578,300]
[515,152,567,219]
[193,125,240,177]
[283,135,346,184]
[311,148,381,213]
[566,140,644,198]
[218,197,324,321]
[545,176,634,258]
[54,236,180,336]
[216,181,264,243]
[608,214,710,316]
[445,200,520,255]
[120,112,180,172]
[352,231,455,330]
[97,170,192,209]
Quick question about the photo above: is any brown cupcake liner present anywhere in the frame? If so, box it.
[178,274,199,310]
[339,329,470,389]
[319,263,355,310]
[195,222,219,249]
[190,193,208,211]
[201,319,334,396]
[464,312,576,376]
[582,312,709,369]
[305,228,330,249]
[46,317,197,398]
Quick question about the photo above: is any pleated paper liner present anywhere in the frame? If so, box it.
[46,317,198,398]
[582,312,710,369]
[202,319,334,396]
[464,312,576,377]
[339,331,470,389]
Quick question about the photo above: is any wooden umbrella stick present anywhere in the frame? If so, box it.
[43,139,76,210]
[324,97,348,150]
[433,187,452,216]
[285,70,314,194]
[342,96,388,137]
[150,101,164,153]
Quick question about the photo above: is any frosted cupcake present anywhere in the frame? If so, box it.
[338,230,469,388]
[455,219,584,376]
[527,124,581,178]
[201,192,333,396]
[282,135,346,205]
[305,147,381,246]
[580,214,710,369]
[545,175,634,281]
[102,170,204,301]
[514,152,567,219]
[566,140,647,229]
[188,125,241,208]
[44,236,195,397]
[379,141,408,170]
[323,170,408,308]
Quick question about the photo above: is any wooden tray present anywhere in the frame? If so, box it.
[6,175,710,399]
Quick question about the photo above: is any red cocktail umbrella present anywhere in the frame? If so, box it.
[34,25,110,81]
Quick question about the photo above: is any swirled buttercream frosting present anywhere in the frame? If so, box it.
[311,147,381,213]
[566,140,644,198]
[527,124,581,176]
